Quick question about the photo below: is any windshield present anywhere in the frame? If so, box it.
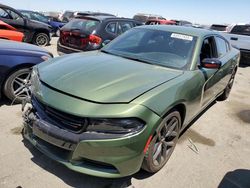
[62,18,100,33]
[102,28,197,70]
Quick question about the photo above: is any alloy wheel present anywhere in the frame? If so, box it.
[152,116,179,166]
[11,71,31,99]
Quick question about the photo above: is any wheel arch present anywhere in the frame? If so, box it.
[162,102,186,128]
[1,63,35,91]
[32,29,50,42]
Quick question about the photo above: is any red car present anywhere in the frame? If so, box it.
[0,20,24,42]
[145,19,176,25]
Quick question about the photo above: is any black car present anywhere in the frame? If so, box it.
[0,4,51,46]
[19,10,65,37]
[0,39,53,102]
[57,16,142,55]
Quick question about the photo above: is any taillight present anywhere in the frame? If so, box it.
[89,34,102,44]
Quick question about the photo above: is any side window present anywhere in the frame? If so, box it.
[215,37,228,57]
[106,22,117,34]
[0,8,10,19]
[21,12,31,19]
[118,22,133,34]
[244,26,250,35]
[231,25,250,36]
[200,37,217,62]
[5,9,22,20]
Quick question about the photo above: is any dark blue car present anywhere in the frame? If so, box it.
[0,39,53,102]
[19,10,65,37]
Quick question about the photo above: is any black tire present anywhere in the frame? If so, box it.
[217,68,237,101]
[3,68,31,103]
[33,32,49,46]
[142,110,181,173]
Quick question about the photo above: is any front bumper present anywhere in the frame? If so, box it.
[22,96,161,178]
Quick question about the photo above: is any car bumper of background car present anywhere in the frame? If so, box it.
[22,95,161,178]
[57,41,83,55]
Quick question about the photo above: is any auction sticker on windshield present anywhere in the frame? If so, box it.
[171,33,193,41]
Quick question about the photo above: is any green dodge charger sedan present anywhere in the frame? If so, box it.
[22,25,240,178]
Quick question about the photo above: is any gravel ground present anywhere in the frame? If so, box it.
[0,38,250,188]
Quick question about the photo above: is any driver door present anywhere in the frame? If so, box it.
[199,36,222,107]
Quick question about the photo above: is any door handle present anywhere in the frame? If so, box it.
[230,37,238,41]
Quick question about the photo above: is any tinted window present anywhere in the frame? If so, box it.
[21,12,32,19]
[102,28,197,70]
[118,22,133,34]
[231,25,250,36]
[215,37,228,57]
[5,9,22,20]
[200,37,217,61]
[0,8,10,19]
[106,22,116,34]
[62,19,100,33]
[32,12,48,23]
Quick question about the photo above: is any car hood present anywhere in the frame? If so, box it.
[0,39,51,55]
[38,51,183,103]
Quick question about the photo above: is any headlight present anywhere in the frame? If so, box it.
[29,66,40,94]
[86,118,145,134]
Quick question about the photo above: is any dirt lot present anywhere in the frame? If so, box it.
[0,38,250,188]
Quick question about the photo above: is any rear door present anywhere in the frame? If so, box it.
[117,21,134,35]
[104,21,118,40]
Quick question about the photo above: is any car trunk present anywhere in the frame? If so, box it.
[59,18,101,51]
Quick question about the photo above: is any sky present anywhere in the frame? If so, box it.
[1,0,249,25]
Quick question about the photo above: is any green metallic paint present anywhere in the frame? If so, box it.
[38,52,183,103]
[24,26,240,178]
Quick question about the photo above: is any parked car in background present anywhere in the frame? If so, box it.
[57,16,142,55]
[19,10,65,37]
[171,20,192,26]
[0,20,24,41]
[145,19,176,25]
[0,4,52,46]
[223,24,250,65]
[0,39,53,102]
[58,10,75,22]
[23,26,239,178]
[210,24,228,31]
[133,13,165,23]
[75,11,115,18]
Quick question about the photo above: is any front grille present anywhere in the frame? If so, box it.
[32,97,87,133]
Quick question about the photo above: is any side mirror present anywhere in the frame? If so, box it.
[102,40,111,47]
[200,58,222,69]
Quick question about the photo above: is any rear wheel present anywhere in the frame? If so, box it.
[142,110,181,173]
[217,68,237,101]
[33,33,49,46]
[3,68,31,103]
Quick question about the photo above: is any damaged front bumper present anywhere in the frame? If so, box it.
[22,96,159,178]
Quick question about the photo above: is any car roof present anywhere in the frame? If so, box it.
[76,15,136,21]
[137,25,216,38]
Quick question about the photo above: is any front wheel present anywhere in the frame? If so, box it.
[33,33,49,46]
[3,68,32,103]
[142,110,181,173]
